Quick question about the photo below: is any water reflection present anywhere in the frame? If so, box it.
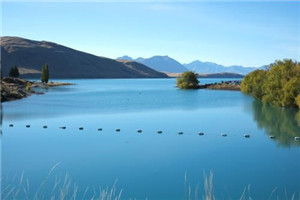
[252,100,300,147]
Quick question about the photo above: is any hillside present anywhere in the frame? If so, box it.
[1,37,168,78]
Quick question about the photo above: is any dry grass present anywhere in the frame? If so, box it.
[1,166,300,200]
[1,163,122,200]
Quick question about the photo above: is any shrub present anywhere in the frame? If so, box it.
[176,71,199,89]
[26,82,32,91]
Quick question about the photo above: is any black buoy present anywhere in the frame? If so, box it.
[244,134,250,138]
[157,130,162,134]
[98,128,103,131]
[198,132,204,136]
[60,126,66,129]
[269,135,275,139]
[221,133,227,137]
[9,124,13,127]
[116,128,120,132]
[43,125,48,129]
[178,131,184,135]
[137,129,142,133]
[26,125,30,128]
[79,127,84,130]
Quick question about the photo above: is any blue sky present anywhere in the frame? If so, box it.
[1,1,299,67]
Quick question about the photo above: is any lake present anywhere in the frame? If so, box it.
[1,78,300,199]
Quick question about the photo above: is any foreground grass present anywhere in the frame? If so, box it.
[1,165,299,200]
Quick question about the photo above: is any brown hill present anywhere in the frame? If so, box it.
[1,37,168,78]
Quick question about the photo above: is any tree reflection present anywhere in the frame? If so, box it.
[252,100,300,147]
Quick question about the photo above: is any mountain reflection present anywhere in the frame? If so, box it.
[252,100,300,147]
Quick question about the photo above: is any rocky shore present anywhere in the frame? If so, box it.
[199,80,241,91]
[1,77,74,102]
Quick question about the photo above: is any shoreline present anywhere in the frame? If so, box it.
[196,80,241,91]
[1,78,241,103]
[1,77,74,102]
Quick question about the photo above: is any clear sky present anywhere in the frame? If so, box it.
[1,1,300,67]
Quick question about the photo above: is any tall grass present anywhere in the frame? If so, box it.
[184,171,215,200]
[1,166,300,200]
[184,171,300,200]
[1,163,122,200]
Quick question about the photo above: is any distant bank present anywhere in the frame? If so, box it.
[167,72,244,78]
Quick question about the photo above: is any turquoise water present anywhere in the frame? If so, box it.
[1,78,300,199]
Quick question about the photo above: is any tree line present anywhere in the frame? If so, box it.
[7,64,50,83]
[241,59,300,108]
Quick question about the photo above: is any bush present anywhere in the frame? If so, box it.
[241,69,267,99]
[241,59,300,108]
[26,82,32,91]
[176,71,199,89]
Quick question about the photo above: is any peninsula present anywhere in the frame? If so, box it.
[1,77,74,102]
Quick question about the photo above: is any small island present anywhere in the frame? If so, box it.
[176,71,241,91]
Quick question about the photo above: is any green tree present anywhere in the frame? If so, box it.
[8,65,20,78]
[241,59,300,108]
[296,94,300,109]
[41,64,49,83]
[241,69,267,99]
[176,71,199,89]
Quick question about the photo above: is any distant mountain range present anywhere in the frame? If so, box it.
[1,37,168,78]
[166,72,244,78]
[117,55,187,73]
[117,55,264,75]
[1,36,264,79]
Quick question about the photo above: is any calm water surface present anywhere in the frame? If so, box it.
[1,78,300,199]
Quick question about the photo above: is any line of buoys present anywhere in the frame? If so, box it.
[295,137,300,141]
[7,125,291,142]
